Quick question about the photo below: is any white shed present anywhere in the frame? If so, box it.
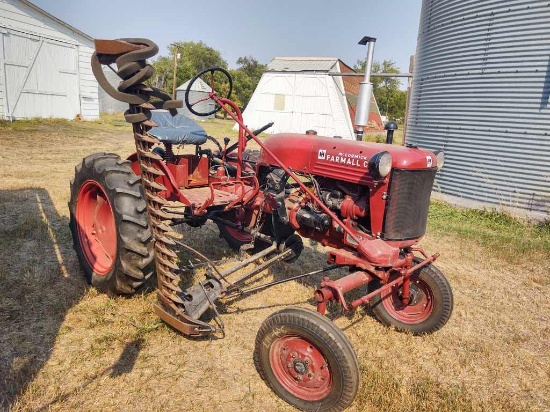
[238,57,383,139]
[0,0,99,120]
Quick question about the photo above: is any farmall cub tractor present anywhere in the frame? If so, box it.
[69,37,453,411]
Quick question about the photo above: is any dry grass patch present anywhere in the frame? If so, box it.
[0,116,548,411]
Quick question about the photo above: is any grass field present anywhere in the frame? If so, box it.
[0,116,548,411]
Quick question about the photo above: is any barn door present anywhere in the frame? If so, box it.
[3,31,79,119]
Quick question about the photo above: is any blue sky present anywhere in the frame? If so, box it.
[33,0,421,80]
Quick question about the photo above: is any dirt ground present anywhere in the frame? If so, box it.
[0,117,548,411]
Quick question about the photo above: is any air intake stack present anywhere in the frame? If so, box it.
[354,36,376,141]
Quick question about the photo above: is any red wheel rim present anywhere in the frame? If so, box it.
[224,211,253,243]
[381,274,434,324]
[225,224,252,242]
[269,335,333,401]
[76,180,117,275]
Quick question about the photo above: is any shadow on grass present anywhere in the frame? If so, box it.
[0,188,86,409]
[31,338,144,411]
[0,187,148,409]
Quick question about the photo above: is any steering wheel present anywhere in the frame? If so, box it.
[184,67,233,117]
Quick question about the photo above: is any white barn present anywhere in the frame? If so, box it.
[0,0,99,120]
[238,57,383,139]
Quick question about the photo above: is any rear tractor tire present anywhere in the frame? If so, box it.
[216,209,274,253]
[69,153,154,295]
[254,307,360,412]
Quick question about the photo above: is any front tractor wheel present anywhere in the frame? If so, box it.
[254,307,360,412]
[371,261,453,335]
[69,153,154,295]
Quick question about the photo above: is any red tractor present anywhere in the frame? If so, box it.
[69,37,453,411]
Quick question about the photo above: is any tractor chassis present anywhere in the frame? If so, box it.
[76,37,456,411]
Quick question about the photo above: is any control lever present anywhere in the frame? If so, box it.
[225,122,274,155]
[222,137,231,162]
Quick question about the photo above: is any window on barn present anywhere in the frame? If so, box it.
[274,94,285,111]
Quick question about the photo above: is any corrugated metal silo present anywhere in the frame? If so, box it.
[407,0,550,216]
[176,78,216,120]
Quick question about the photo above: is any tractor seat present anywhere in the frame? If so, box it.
[148,110,208,145]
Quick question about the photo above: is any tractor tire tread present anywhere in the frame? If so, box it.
[121,214,148,228]
[371,261,453,335]
[128,176,142,185]
[254,307,359,412]
[69,153,154,296]
[114,188,143,198]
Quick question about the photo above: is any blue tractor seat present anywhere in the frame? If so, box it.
[148,110,208,145]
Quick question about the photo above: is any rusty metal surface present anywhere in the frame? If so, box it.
[94,39,145,55]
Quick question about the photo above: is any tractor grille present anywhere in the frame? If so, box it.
[382,168,437,240]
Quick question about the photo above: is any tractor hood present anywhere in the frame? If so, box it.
[258,133,438,185]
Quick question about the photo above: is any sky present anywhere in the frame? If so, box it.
[32,0,422,85]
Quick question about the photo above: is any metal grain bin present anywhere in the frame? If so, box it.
[176,78,215,120]
[98,67,128,114]
[407,0,550,216]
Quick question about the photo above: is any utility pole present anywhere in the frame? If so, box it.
[172,52,181,98]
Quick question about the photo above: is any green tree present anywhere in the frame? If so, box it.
[149,55,172,90]
[393,89,407,122]
[353,59,405,121]
[151,41,227,92]
[149,42,265,112]
[231,56,266,109]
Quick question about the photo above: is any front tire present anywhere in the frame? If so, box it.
[254,307,360,412]
[69,153,154,295]
[371,261,453,335]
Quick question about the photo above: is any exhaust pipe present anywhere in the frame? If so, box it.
[354,36,376,141]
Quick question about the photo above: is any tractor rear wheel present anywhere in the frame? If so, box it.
[69,153,154,295]
[370,261,453,335]
[254,307,360,412]
[216,208,273,253]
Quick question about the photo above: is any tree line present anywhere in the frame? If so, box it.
[354,59,408,122]
[151,40,407,120]
[150,41,265,110]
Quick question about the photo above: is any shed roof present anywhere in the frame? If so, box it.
[268,57,340,72]
[176,77,212,93]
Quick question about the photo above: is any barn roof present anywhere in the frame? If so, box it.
[18,0,93,41]
[268,57,340,72]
